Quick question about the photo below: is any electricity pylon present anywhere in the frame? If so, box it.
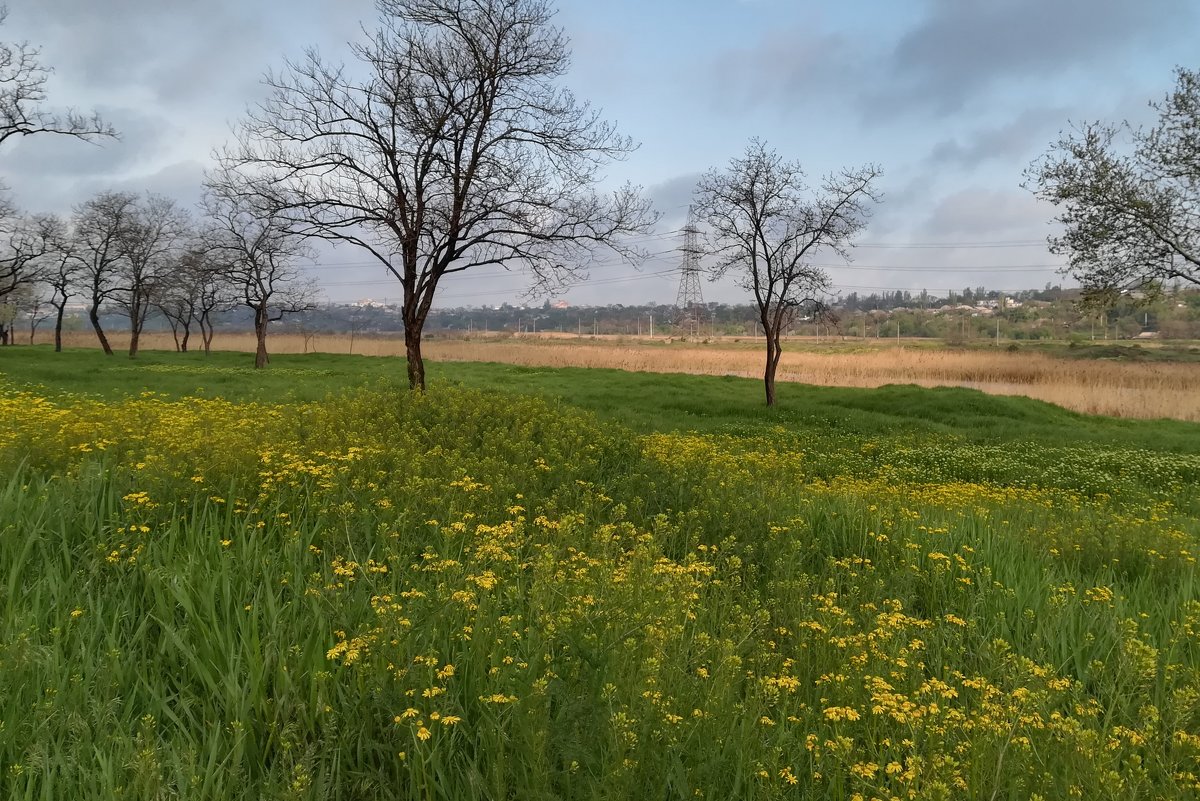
[674,208,704,336]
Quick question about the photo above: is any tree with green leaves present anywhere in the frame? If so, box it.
[1027,66,1200,302]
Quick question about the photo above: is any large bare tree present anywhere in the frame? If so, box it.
[223,0,655,389]
[1027,66,1200,300]
[694,139,881,406]
[202,177,316,368]
[0,6,114,147]
[72,190,137,355]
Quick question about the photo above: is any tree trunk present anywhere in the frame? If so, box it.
[89,305,114,356]
[128,295,143,358]
[54,304,65,352]
[404,323,425,390]
[763,332,778,406]
[761,310,788,407]
[254,305,269,369]
[180,324,190,353]
[199,312,214,355]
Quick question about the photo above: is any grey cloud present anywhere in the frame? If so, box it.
[870,0,1195,117]
[926,107,1073,169]
[0,106,182,212]
[918,187,1049,239]
[709,24,862,115]
[8,0,374,106]
[647,172,702,228]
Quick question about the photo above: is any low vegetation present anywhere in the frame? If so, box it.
[1,350,1199,799]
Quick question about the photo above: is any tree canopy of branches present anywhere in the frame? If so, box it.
[203,176,317,368]
[224,0,655,389]
[0,6,115,148]
[0,210,55,345]
[72,190,137,355]
[116,193,190,358]
[694,139,881,406]
[1027,66,1200,302]
[37,213,79,351]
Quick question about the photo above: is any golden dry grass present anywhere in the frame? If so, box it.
[44,330,1200,421]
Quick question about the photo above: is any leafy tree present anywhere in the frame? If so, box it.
[1028,66,1200,300]
[694,139,881,405]
[223,0,655,389]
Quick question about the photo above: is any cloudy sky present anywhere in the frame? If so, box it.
[2,0,1196,306]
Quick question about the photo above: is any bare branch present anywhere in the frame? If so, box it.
[0,7,116,147]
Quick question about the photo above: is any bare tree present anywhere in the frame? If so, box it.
[223,0,655,389]
[152,254,201,352]
[694,139,881,406]
[40,214,81,352]
[1027,66,1200,299]
[0,211,55,344]
[73,190,137,355]
[194,255,231,356]
[18,286,49,343]
[203,177,317,368]
[117,193,190,358]
[0,7,114,148]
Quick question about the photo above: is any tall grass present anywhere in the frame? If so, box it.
[38,330,1200,420]
[2,380,1199,799]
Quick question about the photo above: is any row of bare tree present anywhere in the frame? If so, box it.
[0,180,317,367]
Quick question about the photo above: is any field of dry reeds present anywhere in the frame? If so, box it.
[42,330,1200,421]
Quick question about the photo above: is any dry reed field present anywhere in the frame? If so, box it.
[45,330,1200,421]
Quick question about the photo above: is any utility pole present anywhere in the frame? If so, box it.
[650,313,654,338]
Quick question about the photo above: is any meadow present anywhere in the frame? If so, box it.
[2,348,1200,799]
[43,330,1200,422]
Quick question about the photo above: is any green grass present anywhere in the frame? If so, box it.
[4,345,1198,451]
[2,347,1200,799]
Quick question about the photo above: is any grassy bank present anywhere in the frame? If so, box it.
[1,349,1199,798]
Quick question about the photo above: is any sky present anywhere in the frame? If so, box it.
[2,0,1196,307]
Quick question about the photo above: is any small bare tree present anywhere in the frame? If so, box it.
[694,139,881,405]
[203,177,316,368]
[18,286,49,343]
[40,214,81,352]
[0,7,115,148]
[0,211,55,344]
[73,190,137,355]
[223,0,655,389]
[117,193,190,358]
